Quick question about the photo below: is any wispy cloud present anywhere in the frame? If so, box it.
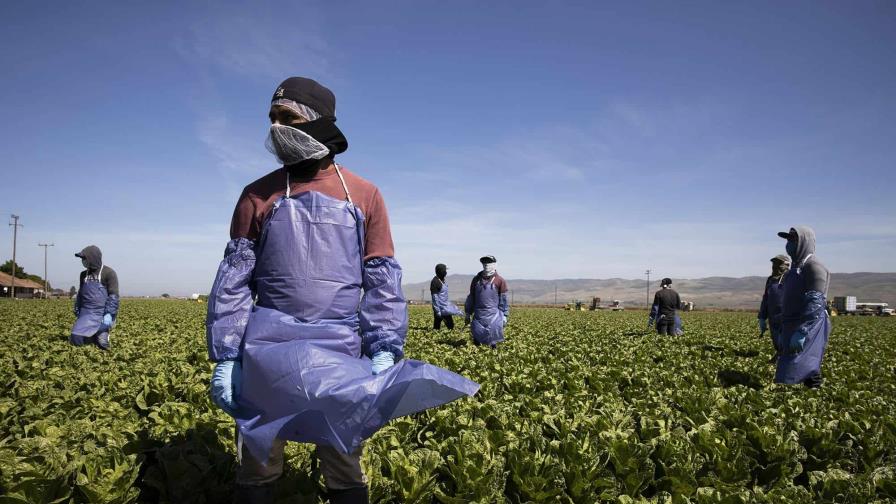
[172,5,332,82]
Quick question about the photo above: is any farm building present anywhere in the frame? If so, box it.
[0,271,45,298]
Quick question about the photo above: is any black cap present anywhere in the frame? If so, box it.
[777,228,797,240]
[661,277,672,286]
[479,255,496,264]
[272,77,336,117]
[771,254,791,264]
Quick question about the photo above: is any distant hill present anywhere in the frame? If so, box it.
[402,273,896,309]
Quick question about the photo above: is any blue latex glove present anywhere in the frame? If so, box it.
[371,351,395,375]
[787,331,807,353]
[101,313,113,331]
[74,306,80,317]
[647,317,655,328]
[210,360,242,415]
[758,318,768,335]
[502,315,507,326]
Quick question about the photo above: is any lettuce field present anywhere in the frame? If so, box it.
[1,299,895,503]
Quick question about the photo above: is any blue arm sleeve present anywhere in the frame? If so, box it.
[499,293,509,318]
[464,294,474,316]
[758,281,769,320]
[104,294,120,318]
[431,294,442,317]
[360,257,408,360]
[206,238,256,362]
[798,290,827,334]
[649,303,659,320]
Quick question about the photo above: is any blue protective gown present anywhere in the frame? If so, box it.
[432,280,462,318]
[206,166,479,461]
[465,275,506,346]
[71,267,113,348]
[775,226,831,385]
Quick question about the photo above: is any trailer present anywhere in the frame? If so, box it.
[832,296,857,315]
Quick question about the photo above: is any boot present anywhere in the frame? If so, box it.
[234,483,275,504]
[326,485,369,504]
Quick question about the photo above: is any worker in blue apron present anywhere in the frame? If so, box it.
[464,255,509,347]
[71,245,119,350]
[431,263,462,329]
[775,226,830,388]
[206,77,479,504]
[759,254,791,358]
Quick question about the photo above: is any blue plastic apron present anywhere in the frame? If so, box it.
[72,266,107,337]
[470,277,504,345]
[433,280,462,317]
[774,267,830,384]
[236,166,479,461]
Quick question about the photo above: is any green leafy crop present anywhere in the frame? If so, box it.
[0,301,894,503]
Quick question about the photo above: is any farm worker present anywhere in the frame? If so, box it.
[70,245,119,350]
[775,226,830,388]
[648,278,681,335]
[205,76,478,503]
[758,254,791,355]
[431,263,462,329]
[464,255,509,347]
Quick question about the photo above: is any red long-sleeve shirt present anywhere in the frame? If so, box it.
[229,163,395,260]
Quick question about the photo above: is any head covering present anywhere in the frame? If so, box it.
[661,277,672,287]
[479,255,496,264]
[770,254,791,280]
[272,77,336,117]
[75,245,102,272]
[270,77,348,161]
[435,263,448,280]
[771,254,791,265]
[778,226,816,266]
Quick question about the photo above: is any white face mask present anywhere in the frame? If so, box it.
[265,124,329,165]
[482,263,496,277]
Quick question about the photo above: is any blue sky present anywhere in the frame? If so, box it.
[1,1,894,296]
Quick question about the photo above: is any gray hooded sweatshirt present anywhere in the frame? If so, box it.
[786,226,829,295]
[76,245,119,297]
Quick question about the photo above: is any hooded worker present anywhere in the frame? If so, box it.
[464,255,509,347]
[431,263,462,330]
[205,77,478,503]
[758,254,791,354]
[775,226,830,388]
[649,278,681,335]
[70,245,119,350]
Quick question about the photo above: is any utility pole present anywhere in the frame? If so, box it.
[8,215,23,298]
[645,269,651,308]
[511,289,514,306]
[421,289,424,303]
[38,243,54,298]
